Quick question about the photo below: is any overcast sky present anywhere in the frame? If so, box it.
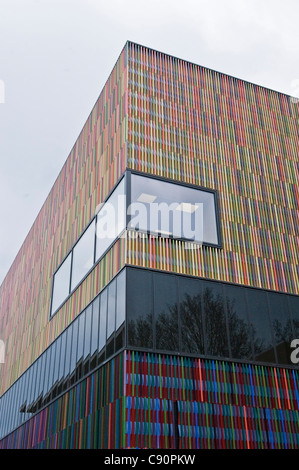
[0,0,298,285]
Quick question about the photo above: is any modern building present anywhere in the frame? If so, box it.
[0,41,299,449]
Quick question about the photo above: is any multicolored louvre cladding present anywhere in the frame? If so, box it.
[126,43,299,292]
[0,41,299,449]
[1,352,299,449]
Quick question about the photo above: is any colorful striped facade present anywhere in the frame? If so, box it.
[0,41,298,449]
[1,351,299,449]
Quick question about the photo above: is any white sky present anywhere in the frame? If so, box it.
[0,0,299,285]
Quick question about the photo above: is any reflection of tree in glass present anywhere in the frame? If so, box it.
[272,318,294,344]
[179,294,204,354]
[156,304,179,351]
[127,284,292,363]
[271,318,293,363]
[292,320,299,339]
[128,316,152,348]
[225,296,253,359]
[203,288,229,357]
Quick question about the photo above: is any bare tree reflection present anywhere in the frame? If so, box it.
[226,296,253,359]
[180,294,204,354]
[128,316,153,349]
[156,307,179,350]
[203,288,229,356]
[128,285,282,362]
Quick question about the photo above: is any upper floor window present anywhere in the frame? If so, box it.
[95,178,126,261]
[71,219,96,291]
[50,175,127,316]
[128,173,219,246]
[50,171,220,316]
[51,253,72,315]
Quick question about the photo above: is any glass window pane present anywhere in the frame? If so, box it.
[225,284,253,361]
[154,272,179,352]
[268,292,293,365]
[51,253,72,315]
[127,268,153,349]
[99,289,107,352]
[290,295,299,337]
[289,295,299,365]
[38,353,46,404]
[35,357,42,406]
[96,178,126,261]
[32,362,38,409]
[64,326,73,383]
[12,381,17,427]
[42,349,50,400]
[58,330,67,384]
[26,367,33,413]
[116,270,126,330]
[246,289,275,363]
[70,320,78,378]
[107,280,116,339]
[53,335,62,390]
[47,342,56,396]
[202,281,229,358]
[91,297,100,358]
[129,173,218,245]
[71,220,95,291]
[75,313,85,381]
[77,313,85,364]
[79,305,92,375]
[179,276,204,355]
[22,369,29,414]
[84,305,92,359]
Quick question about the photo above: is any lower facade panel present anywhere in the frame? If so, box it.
[1,350,299,449]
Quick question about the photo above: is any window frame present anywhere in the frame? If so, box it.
[49,174,127,319]
[126,170,222,249]
[70,218,96,293]
[49,170,222,319]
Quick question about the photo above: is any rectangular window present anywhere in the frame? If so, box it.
[268,293,293,365]
[96,178,126,261]
[51,253,72,315]
[76,313,85,381]
[128,173,219,245]
[83,305,92,359]
[71,220,95,291]
[179,276,204,355]
[107,279,116,340]
[202,280,229,358]
[69,321,78,385]
[58,330,67,389]
[90,297,100,369]
[99,289,107,353]
[127,268,153,349]
[246,289,276,364]
[154,272,179,351]
[116,270,126,330]
[225,284,253,361]
[50,172,220,319]
[52,336,62,389]
[289,295,299,338]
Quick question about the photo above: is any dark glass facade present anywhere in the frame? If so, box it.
[0,269,126,439]
[2,265,298,441]
[126,267,297,366]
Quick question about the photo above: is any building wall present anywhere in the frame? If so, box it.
[0,353,126,449]
[126,42,299,294]
[0,44,128,395]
